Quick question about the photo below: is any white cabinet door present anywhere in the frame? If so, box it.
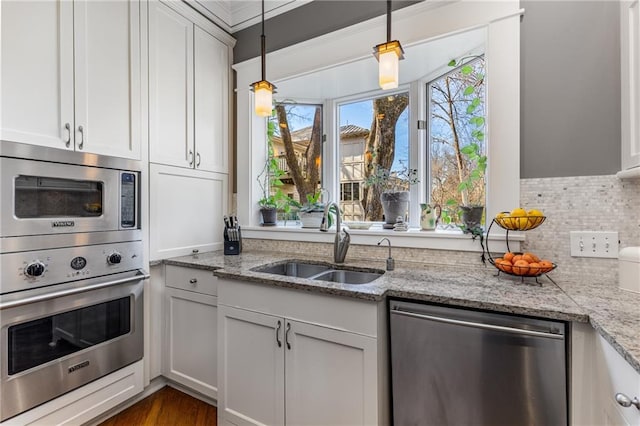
[73,0,141,159]
[149,1,194,168]
[165,287,217,399]
[285,320,378,426]
[1,0,74,150]
[149,164,227,260]
[621,1,640,170]
[596,334,640,426]
[218,306,285,426]
[194,26,229,174]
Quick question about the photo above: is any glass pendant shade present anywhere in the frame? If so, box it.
[374,40,404,90]
[251,80,274,117]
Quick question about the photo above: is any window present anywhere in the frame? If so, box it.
[428,57,486,227]
[338,92,410,223]
[268,103,323,207]
[239,1,521,240]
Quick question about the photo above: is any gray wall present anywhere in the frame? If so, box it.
[233,1,622,178]
[233,1,420,63]
[520,1,620,178]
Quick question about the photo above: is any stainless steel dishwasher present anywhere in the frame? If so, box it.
[389,300,568,426]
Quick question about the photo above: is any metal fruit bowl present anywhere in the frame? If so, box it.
[494,214,546,231]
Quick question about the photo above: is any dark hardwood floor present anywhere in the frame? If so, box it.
[98,386,217,426]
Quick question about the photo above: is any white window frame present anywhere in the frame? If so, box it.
[234,1,524,251]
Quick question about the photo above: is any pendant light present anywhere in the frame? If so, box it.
[373,0,404,90]
[250,0,276,117]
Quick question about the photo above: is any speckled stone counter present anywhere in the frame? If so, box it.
[162,249,639,374]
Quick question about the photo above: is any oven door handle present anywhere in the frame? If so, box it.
[0,272,150,310]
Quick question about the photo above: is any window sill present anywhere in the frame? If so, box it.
[242,223,523,253]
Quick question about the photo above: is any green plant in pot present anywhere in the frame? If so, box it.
[257,136,287,225]
[365,161,418,228]
[299,189,335,228]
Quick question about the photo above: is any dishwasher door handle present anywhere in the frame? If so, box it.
[390,309,564,340]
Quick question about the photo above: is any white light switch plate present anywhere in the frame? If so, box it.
[570,231,619,258]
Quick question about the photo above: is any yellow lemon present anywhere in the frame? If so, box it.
[509,208,527,229]
[527,209,544,228]
[510,207,527,217]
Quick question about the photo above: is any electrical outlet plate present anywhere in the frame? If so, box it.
[570,231,619,258]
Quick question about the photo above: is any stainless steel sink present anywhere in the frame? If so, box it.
[252,262,332,278]
[313,269,383,285]
[253,261,383,285]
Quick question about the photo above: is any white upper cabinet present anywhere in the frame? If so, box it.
[73,0,141,159]
[149,1,231,174]
[621,0,640,172]
[1,0,142,160]
[149,1,194,169]
[194,26,229,174]
[1,1,74,150]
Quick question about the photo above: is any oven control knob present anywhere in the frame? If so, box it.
[24,261,46,278]
[107,252,122,265]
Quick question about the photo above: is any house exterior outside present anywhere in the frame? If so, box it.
[271,124,370,220]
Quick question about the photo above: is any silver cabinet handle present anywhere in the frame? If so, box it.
[616,393,640,410]
[196,152,201,167]
[78,125,84,149]
[64,123,71,147]
[285,322,291,350]
[188,150,194,166]
[276,320,282,347]
[189,278,197,284]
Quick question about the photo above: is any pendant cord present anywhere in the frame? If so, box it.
[261,0,266,81]
[386,0,391,42]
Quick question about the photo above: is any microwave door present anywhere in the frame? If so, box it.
[0,157,120,237]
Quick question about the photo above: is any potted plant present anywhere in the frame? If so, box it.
[299,189,335,228]
[257,140,286,226]
[365,161,418,228]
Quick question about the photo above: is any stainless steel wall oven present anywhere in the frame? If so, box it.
[0,142,147,422]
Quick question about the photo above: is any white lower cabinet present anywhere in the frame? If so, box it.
[164,265,218,400]
[218,278,385,426]
[595,334,640,426]
[571,323,640,426]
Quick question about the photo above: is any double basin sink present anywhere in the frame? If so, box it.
[252,261,384,285]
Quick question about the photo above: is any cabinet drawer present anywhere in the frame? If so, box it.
[165,265,217,296]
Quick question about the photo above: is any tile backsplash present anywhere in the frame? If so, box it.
[245,175,640,284]
[521,174,640,282]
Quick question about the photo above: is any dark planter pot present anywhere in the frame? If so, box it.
[380,191,410,225]
[460,205,484,232]
[260,207,277,226]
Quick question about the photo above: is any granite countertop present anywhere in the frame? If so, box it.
[162,249,639,374]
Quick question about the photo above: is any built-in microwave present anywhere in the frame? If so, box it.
[0,152,140,238]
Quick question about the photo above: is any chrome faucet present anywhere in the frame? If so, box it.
[377,237,395,271]
[320,202,350,263]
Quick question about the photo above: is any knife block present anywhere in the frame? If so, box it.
[223,227,242,255]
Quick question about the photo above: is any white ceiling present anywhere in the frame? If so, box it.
[273,27,486,101]
[190,0,312,33]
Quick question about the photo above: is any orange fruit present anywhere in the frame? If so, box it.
[499,259,513,273]
[512,254,523,263]
[512,260,530,276]
[522,254,535,263]
[539,260,554,273]
[524,252,541,263]
[528,262,542,276]
[504,252,515,262]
